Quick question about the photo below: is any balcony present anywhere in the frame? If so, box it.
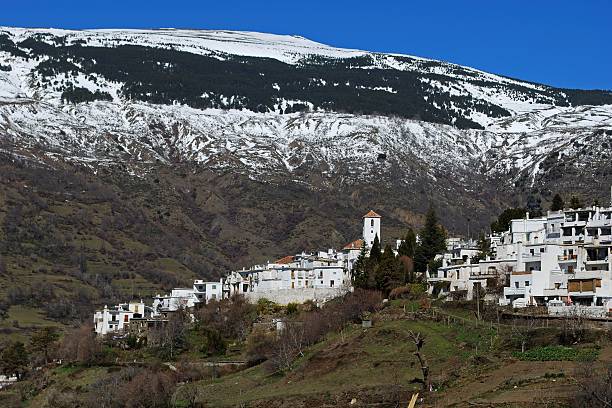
[558,255,578,263]
[587,218,612,228]
[543,288,567,297]
[570,270,607,280]
[522,252,541,261]
[504,287,526,296]
[586,258,609,265]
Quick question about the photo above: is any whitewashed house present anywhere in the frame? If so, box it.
[93,300,147,336]
[222,210,381,305]
[428,194,612,309]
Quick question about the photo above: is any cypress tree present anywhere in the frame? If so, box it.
[369,234,382,264]
[397,228,417,258]
[550,194,564,211]
[351,243,369,289]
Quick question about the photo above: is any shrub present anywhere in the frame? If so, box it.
[195,295,257,342]
[199,328,226,356]
[513,346,598,362]
[286,302,299,315]
[256,298,281,315]
[245,328,275,366]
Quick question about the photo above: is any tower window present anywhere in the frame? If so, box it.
[371,219,374,226]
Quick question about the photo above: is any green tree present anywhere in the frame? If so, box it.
[550,194,564,211]
[414,207,447,272]
[1,341,29,379]
[375,245,401,293]
[490,208,526,233]
[471,233,491,264]
[351,243,369,289]
[369,234,382,264]
[30,327,60,364]
[570,195,583,209]
[397,228,417,258]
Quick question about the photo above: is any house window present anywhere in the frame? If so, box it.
[525,281,530,286]
[320,280,323,284]
[371,219,374,227]
[330,280,335,287]
[212,285,216,290]
[515,282,519,288]
[242,284,248,292]
[291,282,295,289]
[211,294,216,299]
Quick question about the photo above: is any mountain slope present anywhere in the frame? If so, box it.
[0,27,610,326]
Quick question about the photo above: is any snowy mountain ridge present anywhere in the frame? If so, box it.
[0,26,611,203]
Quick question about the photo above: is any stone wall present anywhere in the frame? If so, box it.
[244,287,350,305]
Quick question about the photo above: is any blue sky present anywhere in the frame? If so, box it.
[2,0,611,90]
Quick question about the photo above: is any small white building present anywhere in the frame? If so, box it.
[93,301,147,336]
[193,279,223,303]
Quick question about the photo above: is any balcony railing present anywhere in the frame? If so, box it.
[558,255,578,262]
[504,287,526,296]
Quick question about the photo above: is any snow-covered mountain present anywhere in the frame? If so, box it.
[0,27,611,209]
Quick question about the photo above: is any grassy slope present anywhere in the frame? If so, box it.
[2,301,608,407]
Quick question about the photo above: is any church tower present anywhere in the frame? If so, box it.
[363,210,381,248]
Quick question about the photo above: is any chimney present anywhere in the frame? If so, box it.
[526,212,530,220]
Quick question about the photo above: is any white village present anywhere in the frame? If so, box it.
[94,192,612,337]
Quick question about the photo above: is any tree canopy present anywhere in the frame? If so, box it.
[414,207,447,272]
[490,208,526,233]
[550,194,564,211]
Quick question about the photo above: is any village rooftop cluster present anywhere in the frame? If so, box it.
[95,192,612,337]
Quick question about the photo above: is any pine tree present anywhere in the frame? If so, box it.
[0,341,29,380]
[30,327,60,364]
[490,208,526,233]
[397,228,417,258]
[369,234,382,264]
[414,207,447,272]
[570,195,583,209]
[351,243,369,289]
[550,194,564,211]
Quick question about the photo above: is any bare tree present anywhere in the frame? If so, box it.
[510,317,537,353]
[574,363,612,407]
[267,321,306,373]
[408,330,430,391]
[561,307,588,345]
[149,309,187,359]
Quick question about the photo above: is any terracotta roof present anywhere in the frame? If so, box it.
[274,255,295,264]
[343,239,365,250]
[363,210,381,218]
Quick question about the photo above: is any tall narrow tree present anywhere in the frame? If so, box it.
[369,234,382,264]
[351,243,369,289]
[375,244,401,293]
[414,207,447,272]
[397,228,417,258]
